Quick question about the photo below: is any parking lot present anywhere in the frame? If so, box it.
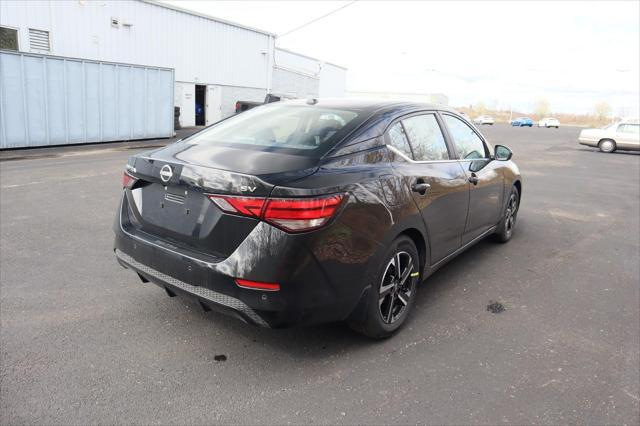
[1,124,638,424]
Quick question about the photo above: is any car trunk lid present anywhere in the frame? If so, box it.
[123,143,320,258]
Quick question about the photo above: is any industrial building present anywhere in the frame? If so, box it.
[0,0,347,149]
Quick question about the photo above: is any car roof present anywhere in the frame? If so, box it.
[280,98,456,115]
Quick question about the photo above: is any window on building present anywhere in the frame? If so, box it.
[402,114,449,161]
[29,28,50,53]
[0,27,19,51]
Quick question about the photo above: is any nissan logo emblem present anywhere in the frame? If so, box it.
[159,165,173,183]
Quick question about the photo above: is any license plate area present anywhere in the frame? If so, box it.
[138,183,209,236]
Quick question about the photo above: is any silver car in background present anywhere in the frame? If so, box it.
[579,120,640,153]
[538,117,560,128]
[473,115,495,125]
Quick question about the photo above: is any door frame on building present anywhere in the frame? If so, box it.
[205,85,222,125]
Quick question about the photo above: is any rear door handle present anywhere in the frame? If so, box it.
[411,182,431,194]
[468,175,479,185]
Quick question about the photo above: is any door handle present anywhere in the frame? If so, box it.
[468,174,479,185]
[411,182,431,194]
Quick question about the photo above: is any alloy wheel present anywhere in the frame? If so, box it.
[379,251,415,324]
[505,193,519,237]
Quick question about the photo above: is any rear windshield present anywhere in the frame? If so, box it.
[185,103,363,157]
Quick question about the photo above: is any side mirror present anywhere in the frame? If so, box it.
[494,145,513,161]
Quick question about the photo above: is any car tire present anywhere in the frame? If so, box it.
[349,235,420,339]
[494,186,520,243]
[598,139,616,153]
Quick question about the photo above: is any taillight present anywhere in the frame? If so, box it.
[206,193,346,232]
[122,171,138,189]
[263,195,344,232]
[208,196,265,218]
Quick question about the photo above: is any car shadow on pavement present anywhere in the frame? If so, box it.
[577,147,640,156]
[155,233,510,364]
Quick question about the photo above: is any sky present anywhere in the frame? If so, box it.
[163,0,640,116]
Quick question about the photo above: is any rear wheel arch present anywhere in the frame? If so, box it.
[398,228,429,277]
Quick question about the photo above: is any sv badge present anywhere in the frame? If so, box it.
[240,185,257,193]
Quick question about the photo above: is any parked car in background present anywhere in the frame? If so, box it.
[114,99,522,338]
[459,111,472,121]
[473,115,495,125]
[511,117,533,127]
[538,117,560,128]
[578,120,640,153]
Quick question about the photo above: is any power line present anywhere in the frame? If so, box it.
[278,1,357,38]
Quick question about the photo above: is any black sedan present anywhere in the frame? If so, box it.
[114,99,522,338]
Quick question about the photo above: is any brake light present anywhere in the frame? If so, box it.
[206,194,345,232]
[235,278,280,291]
[263,195,344,231]
[122,171,138,189]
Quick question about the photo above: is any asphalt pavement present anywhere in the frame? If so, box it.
[1,124,639,424]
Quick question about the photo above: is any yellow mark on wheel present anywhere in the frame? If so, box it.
[410,272,419,277]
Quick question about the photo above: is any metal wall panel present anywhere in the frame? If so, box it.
[0,0,274,90]
[319,64,347,98]
[0,51,174,149]
[272,68,319,99]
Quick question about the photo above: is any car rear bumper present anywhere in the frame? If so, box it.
[115,248,270,326]
[578,137,599,147]
[113,192,378,328]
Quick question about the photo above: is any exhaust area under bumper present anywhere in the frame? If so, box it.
[115,249,270,327]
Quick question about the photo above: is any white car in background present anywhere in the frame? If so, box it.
[473,115,494,125]
[538,117,560,128]
[578,120,640,153]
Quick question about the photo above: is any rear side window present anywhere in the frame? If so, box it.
[619,124,639,134]
[402,114,449,161]
[187,104,362,157]
[387,122,413,158]
[443,115,487,159]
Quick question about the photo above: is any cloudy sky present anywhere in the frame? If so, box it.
[164,1,639,116]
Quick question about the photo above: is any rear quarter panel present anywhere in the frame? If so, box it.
[269,142,429,311]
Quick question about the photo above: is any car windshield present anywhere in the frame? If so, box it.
[185,103,362,157]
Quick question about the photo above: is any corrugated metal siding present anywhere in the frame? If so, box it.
[272,68,318,99]
[0,0,274,89]
[319,64,346,97]
[0,51,174,149]
[274,49,320,77]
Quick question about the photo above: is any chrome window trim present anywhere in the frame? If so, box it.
[386,144,461,164]
[457,157,491,162]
